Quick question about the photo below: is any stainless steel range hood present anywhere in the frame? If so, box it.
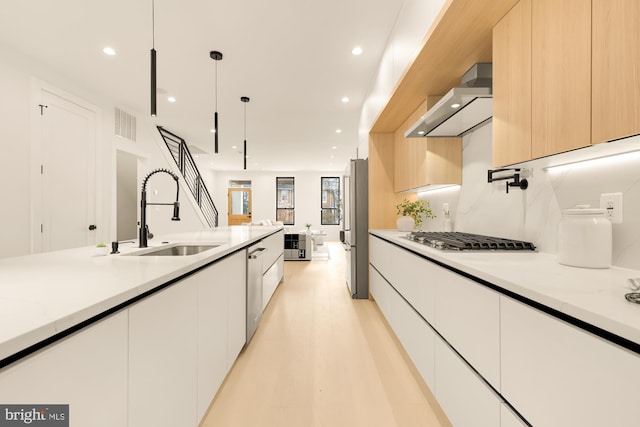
[405,63,492,138]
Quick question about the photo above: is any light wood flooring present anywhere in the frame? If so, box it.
[200,243,447,427]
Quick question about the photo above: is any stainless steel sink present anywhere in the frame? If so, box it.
[131,244,220,256]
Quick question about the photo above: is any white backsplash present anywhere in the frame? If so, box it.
[417,122,640,270]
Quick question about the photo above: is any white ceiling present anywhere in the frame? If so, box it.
[0,0,405,172]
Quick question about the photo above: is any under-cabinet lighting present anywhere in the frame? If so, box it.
[417,184,461,196]
[544,149,640,174]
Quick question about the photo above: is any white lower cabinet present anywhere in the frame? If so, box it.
[435,336,501,427]
[225,252,247,371]
[389,284,436,390]
[129,277,199,427]
[0,311,129,426]
[501,405,527,427]
[370,265,392,320]
[263,254,284,310]
[501,296,640,427]
[434,267,500,390]
[197,251,246,422]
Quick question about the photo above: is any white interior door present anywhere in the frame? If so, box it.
[35,87,97,252]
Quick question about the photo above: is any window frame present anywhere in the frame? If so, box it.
[276,177,295,225]
[320,176,340,225]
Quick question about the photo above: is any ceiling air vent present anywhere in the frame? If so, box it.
[114,108,137,141]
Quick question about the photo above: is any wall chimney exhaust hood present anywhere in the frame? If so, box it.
[405,63,492,138]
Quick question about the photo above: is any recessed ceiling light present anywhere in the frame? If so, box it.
[341,97,349,103]
[102,46,116,56]
[330,155,335,159]
[232,145,237,149]
[168,96,176,103]
[451,103,461,109]
[210,128,215,133]
[336,129,342,134]
[332,146,337,150]
[352,46,363,56]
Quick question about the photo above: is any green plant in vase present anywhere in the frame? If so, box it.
[396,199,435,231]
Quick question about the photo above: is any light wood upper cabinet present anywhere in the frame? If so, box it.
[592,0,640,144]
[394,98,462,192]
[531,0,591,159]
[492,0,532,167]
[493,0,592,167]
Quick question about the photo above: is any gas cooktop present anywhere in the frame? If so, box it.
[405,231,536,251]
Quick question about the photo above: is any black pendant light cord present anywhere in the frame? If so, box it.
[150,0,157,117]
[210,51,223,154]
[241,96,250,170]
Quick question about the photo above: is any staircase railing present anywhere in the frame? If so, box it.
[157,126,218,227]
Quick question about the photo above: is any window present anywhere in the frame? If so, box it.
[276,177,295,225]
[321,177,340,225]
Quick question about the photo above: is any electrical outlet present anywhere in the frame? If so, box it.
[600,192,623,224]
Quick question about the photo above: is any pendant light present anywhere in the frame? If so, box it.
[210,51,223,153]
[241,96,250,170]
[150,0,157,117]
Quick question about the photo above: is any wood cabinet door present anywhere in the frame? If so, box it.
[492,0,532,167]
[531,0,591,158]
[592,0,640,144]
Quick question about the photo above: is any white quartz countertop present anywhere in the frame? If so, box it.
[0,226,282,365]
[370,229,640,347]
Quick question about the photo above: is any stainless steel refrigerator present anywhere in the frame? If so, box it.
[342,158,368,299]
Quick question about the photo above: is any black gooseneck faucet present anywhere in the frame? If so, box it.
[139,168,181,248]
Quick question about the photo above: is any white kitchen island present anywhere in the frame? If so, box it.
[0,226,284,427]
[369,229,640,427]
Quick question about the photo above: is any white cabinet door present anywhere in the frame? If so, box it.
[0,312,128,426]
[129,279,198,427]
[435,336,500,427]
[389,284,436,390]
[434,267,500,389]
[369,235,435,320]
[263,254,283,310]
[369,265,392,321]
[262,229,284,274]
[501,405,528,427]
[197,264,229,422]
[501,296,640,427]
[226,252,247,369]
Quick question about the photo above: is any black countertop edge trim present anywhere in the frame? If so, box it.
[371,263,533,426]
[370,233,640,356]
[0,245,251,371]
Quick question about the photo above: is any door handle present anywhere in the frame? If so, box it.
[88,224,97,231]
[248,247,268,259]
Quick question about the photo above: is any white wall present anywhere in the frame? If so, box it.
[0,42,205,259]
[206,169,344,241]
[358,0,446,158]
[417,122,640,271]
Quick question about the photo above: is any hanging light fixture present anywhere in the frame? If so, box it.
[241,96,250,170]
[210,51,223,153]
[150,0,157,117]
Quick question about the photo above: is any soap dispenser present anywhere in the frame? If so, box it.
[443,203,452,232]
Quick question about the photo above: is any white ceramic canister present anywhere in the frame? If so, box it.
[557,205,612,268]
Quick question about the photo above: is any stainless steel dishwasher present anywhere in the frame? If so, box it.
[246,244,268,343]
